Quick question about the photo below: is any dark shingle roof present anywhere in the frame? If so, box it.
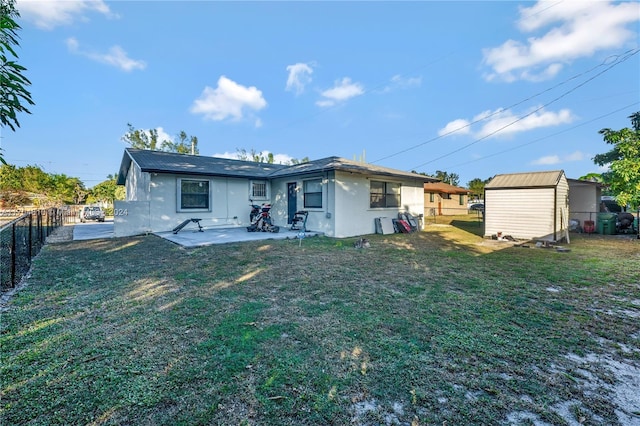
[117,149,437,185]
[268,156,436,181]
[117,149,287,184]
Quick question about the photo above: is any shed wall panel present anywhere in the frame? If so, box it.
[484,188,556,239]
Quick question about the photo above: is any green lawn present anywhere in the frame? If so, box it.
[1,218,639,425]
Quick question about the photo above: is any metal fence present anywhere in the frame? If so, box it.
[0,208,66,292]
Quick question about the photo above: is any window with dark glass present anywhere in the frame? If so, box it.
[304,179,322,208]
[370,181,401,208]
[180,179,209,209]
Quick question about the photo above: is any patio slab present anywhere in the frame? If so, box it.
[155,226,319,248]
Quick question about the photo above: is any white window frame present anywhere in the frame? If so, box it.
[177,178,212,212]
[370,180,401,208]
[250,180,269,200]
[303,178,323,209]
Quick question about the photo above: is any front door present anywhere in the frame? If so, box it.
[287,183,297,224]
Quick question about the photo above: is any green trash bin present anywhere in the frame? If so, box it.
[597,213,617,235]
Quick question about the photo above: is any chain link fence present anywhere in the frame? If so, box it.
[0,208,66,292]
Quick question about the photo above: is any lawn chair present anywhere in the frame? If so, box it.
[290,211,308,231]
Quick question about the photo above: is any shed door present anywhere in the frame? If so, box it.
[287,183,297,224]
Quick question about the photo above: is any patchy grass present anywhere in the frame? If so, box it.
[1,217,639,425]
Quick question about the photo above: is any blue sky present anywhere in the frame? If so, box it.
[3,0,639,188]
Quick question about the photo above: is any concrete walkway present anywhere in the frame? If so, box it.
[73,220,115,240]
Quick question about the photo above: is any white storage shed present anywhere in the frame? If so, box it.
[484,170,569,241]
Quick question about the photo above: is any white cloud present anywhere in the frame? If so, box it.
[66,37,146,72]
[378,74,423,93]
[285,63,314,95]
[316,77,364,107]
[439,107,576,139]
[190,76,267,124]
[17,0,117,30]
[482,0,640,82]
[438,119,471,137]
[532,150,586,165]
[476,107,575,138]
[532,155,561,165]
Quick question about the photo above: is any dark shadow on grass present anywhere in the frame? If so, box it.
[449,219,484,237]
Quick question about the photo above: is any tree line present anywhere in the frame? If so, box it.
[0,164,123,208]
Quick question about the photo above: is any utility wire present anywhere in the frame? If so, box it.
[370,48,639,166]
[441,101,640,172]
[407,48,639,171]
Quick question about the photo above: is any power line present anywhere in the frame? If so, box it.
[369,48,639,166]
[440,101,640,172]
[408,48,639,171]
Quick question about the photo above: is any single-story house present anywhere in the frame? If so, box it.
[423,182,471,216]
[484,170,569,241]
[115,148,438,238]
[567,178,603,229]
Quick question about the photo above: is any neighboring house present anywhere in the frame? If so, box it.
[423,182,471,216]
[115,148,437,238]
[484,170,569,241]
[567,178,603,228]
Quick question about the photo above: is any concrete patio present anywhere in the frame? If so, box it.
[71,220,320,248]
[156,226,320,248]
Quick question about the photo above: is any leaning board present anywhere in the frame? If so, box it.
[375,217,396,235]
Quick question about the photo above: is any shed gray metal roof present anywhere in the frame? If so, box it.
[117,149,437,184]
[485,170,565,189]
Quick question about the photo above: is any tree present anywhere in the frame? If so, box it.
[121,123,163,150]
[122,124,200,154]
[289,157,310,165]
[0,0,34,164]
[466,177,490,200]
[0,163,86,205]
[162,130,199,155]
[593,111,640,209]
[87,174,125,205]
[235,148,275,164]
[433,170,460,186]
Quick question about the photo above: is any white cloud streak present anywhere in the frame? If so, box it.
[482,0,640,82]
[66,37,146,72]
[17,0,117,30]
[190,76,267,125]
[532,150,585,165]
[439,107,576,139]
[316,77,364,107]
[285,63,314,95]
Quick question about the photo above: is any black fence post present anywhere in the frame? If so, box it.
[10,222,17,288]
[28,213,33,260]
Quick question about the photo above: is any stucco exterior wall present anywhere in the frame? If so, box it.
[146,173,250,232]
[424,192,468,216]
[270,172,335,236]
[125,162,150,202]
